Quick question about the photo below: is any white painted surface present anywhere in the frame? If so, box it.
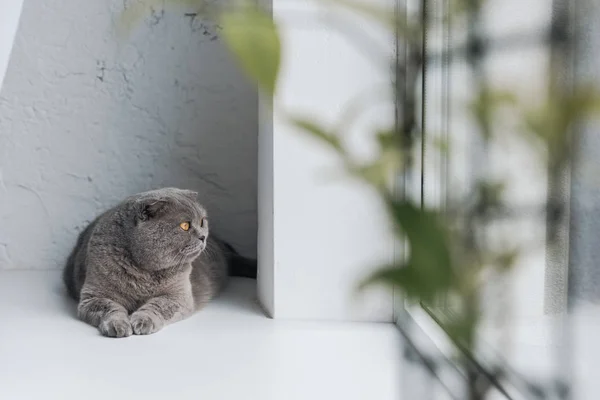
[0,0,23,88]
[0,0,258,270]
[257,93,275,317]
[258,0,396,321]
[0,271,401,400]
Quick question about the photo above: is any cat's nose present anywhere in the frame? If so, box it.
[199,235,206,242]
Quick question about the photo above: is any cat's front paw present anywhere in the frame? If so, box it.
[131,311,162,335]
[99,316,133,338]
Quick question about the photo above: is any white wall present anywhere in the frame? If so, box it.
[0,0,24,88]
[0,0,258,270]
[259,0,396,321]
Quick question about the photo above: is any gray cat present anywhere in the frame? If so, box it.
[63,188,256,338]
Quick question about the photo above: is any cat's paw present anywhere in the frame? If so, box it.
[131,311,162,335]
[99,316,133,338]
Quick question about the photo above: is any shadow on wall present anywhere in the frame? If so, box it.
[0,0,258,270]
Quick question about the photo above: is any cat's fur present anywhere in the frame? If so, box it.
[63,188,255,338]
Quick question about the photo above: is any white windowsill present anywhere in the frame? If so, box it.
[0,270,402,400]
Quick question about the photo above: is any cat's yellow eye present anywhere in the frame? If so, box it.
[179,222,190,231]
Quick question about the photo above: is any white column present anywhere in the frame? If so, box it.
[258,0,396,321]
[0,0,24,88]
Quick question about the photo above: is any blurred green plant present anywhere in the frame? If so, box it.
[220,6,280,96]
[120,0,598,398]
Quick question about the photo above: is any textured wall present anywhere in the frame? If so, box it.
[0,0,258,270]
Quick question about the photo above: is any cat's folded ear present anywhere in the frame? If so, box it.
[136,198,169,221]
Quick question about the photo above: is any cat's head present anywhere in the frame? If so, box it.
[126,188,209,271]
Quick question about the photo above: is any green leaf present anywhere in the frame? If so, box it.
[290,117,342,150]
[388,200,454,294]
[523,87,600,168]
[475,180,505,213]
[493,249,519,272]
[440,312,478,348]
[430,136,450,154]
[450,0,485,16]
[469,88,517,140]
[351,150,402,188]
[376,129,402,150]
[220,7,280,96]
[361,200,455,303]
[359,265,425,300]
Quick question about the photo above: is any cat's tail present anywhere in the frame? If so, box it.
[224,243,257,279]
